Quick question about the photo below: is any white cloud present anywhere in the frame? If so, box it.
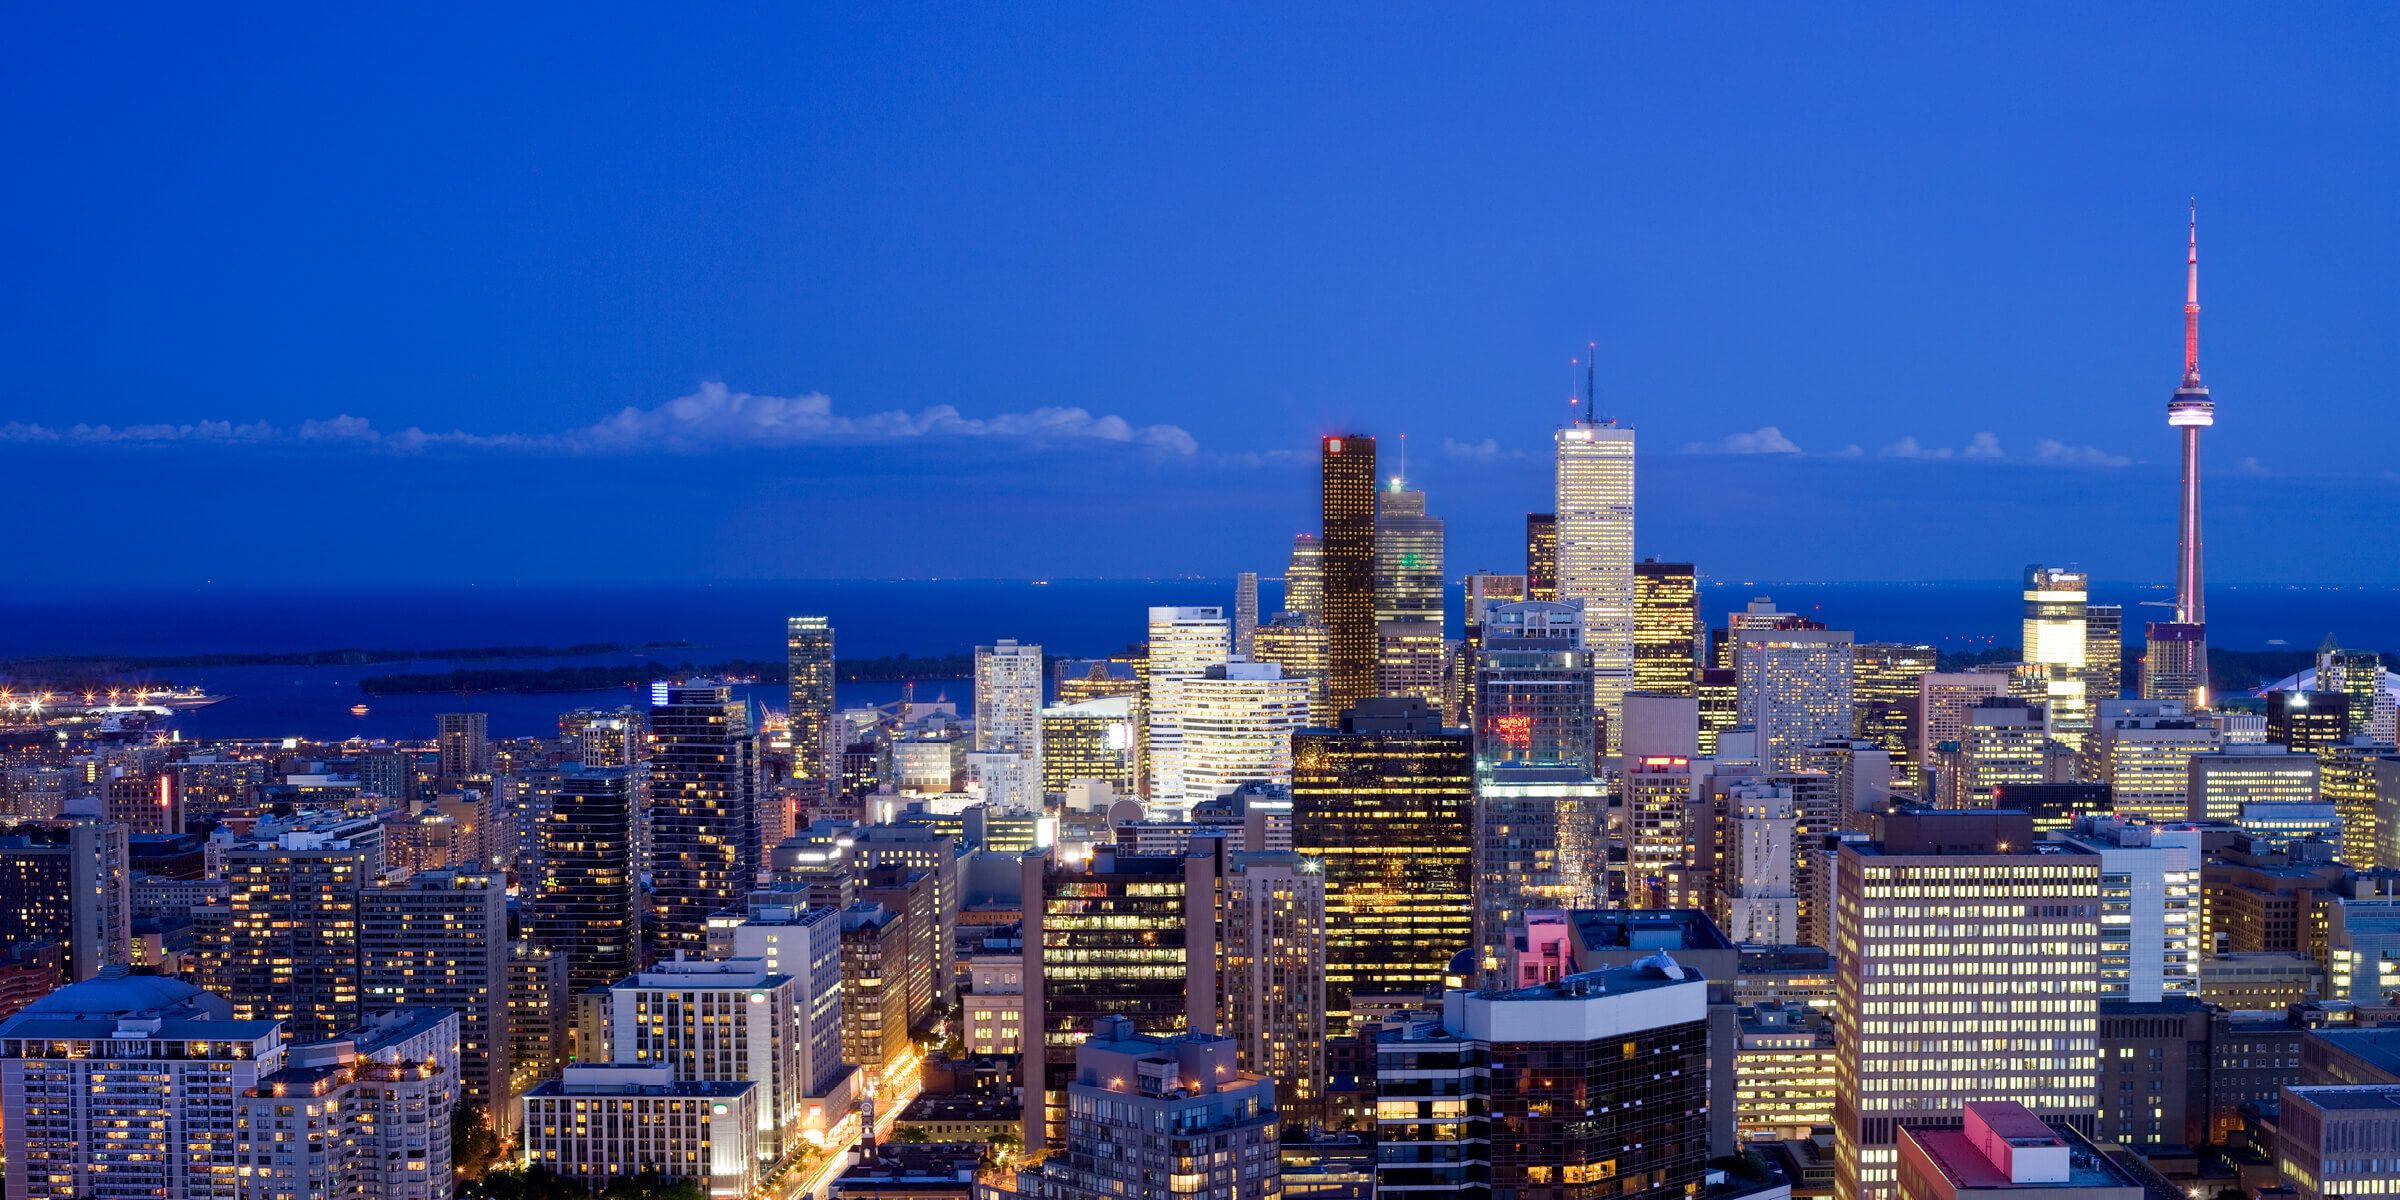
[0,381,1198,457]
[1684,426,1802,455]
[1441,437,1521,464]
[1879,436,1950,460]
[2032,439,2131,468]
[1961,432,2004,460]
[2229,456,2271,477]
[1833,444,1864,458]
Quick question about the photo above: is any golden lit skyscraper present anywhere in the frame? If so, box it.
[786,616,836,789]
[1697,668,1739,757]
[1320,436,1379,718]
[1524,513,1558,601]
[1284,532,1323,621]
[1833,812,2101,1200]
[1633,559,1700,697]
[1252,612,1331,726]
[1555,420,1635,750]
[1852,643,1936,762]
[2022,566,2092,750]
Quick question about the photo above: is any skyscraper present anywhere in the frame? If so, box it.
[786,616,837,789]
[362,868,511,1126]
[1284,532,1324,621]
[1143,606,1231,807]
[436,711,492,784]
[1292,699,1472,1035]
[1176,660,1310,810]
[1555,402,1635,751]
[1737,627,1856,772]
[1472,764,1604,968]
[1219,849,1327,1120]
[1320,435,1379,717]
[647,682,762,953]
[534,766,641,996]
[975,639,1045,760]
[1634,559,1702,697]
[1251,612,1331,726]
[2085,604,2124,705]
[1523,513,1558,602]
[1017,1018,1281,1200]
[1853,642,1936,769]
[215,830,379,1043]
[1374,479,1444,627]
[1471,600,1596,770]
[2145,205,2214,709]
[2023,565,2093,750]
[1234,571,1260,655]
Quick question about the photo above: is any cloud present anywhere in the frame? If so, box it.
[1961,432,2004,460]
[1683,426,1802,455]
[1832,444,1864,458]
[1874,432,2123,467]
[1441,437,1522,464]
[1879,436,1950,460]
[2032,439,2131,468]
[0,381,1199,457]
[2228,456,2271,477]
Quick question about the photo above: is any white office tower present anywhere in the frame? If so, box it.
[975,640,1046,757]
[238,1008,461,1200]
[521,1065,760,1198]
[1176,660,1309,812]
[1725,782,1800,945]
[2093,699,2221,823]
[1234,572,1260,656]
[968,750,1040,812]
[603,957,808,1164]
[1144,606,1232,805]
[1219,850,1327,1119]
[1473,765,1607,970]
[1554,419,1636,752]
[1737,627,1856,772]
[0,973,286,1200]
[1915,672,2012,776]
[702,898,851,1127]
[2021,566,2093,750]
[2046,817,2200,1003]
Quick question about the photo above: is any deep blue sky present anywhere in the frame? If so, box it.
[6,6,2398,586]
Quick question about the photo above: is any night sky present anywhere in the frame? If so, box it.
[7,6,2398,586]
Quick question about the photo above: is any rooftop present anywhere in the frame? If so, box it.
[2287,1085,2400,1112]
[1570,908,1734,953]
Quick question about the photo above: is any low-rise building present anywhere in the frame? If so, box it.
[520,1064,759,1199]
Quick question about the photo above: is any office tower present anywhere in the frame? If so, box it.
[1853,643,1936,764]
[2085,604,2124,704]
[1374,480,1445,627]
[1321,435,1380,717]
[1738,627,1856,772]
[857,862,940,1031]
[2188,745,2319,822]
[2319,637,2396,743]
[786,616,837,790]
[2092,700,2220,822]
[1251,612,1331,726]
[1833,811,2101,1200]
[1621,754,1701,910]
[436,711,492,784]
[1374,619,1446,714]
[1284,532,1324,620]
[1016,1018,1280,1200]
[0,817,129,981]
[1054,657,1142,706]
[0,974,288,1200]
[1722,781,1800,944]
[1220,850,1327,1119]
[1019,845,1223,1149]
[839,903,912,1072]
[1291,699,1472,1035]
[1374,959,1709,1200]
[217,830,379,1042]
[1524,512,1558,601]
[1555,413,1636,752]
[1895,1102,2144,1200]
[2023,565,2094,750]
[1457,572,1531,726]
[604,957,806,1162]
[521,1066,759,1198]
[1737,1003,1839,1140]
[975,639,1045,755]
[1040,696,1137,799]
[2144,207,2215,710]
[237,1009,460,1200]
[1472,600,1596,769]
[706,903,857,1095]
[535,766,641,995]
[1473,765,1605,970]
[1916,671,2013,775]
[1176,661,1309,811]
[2048,817,2200,1003]
[1934,697,2048,808]
[2269,690,2352,752]
[1234,571,1260,655]
[648,682,762,952]
[1143,606,1231,806]
[1634,559,1701,697]
[1698,667,1740,756]
[2280,1084,2400,1200]
[362,868,510,1126]
[508,942,567,1094]
[2318,741,2399,869]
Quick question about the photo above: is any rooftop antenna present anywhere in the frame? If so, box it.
[1397,433,1407,487]
[1585,340,1597,424]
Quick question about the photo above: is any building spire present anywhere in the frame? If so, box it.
[1585,340,1597,424]
[2183,199,2201,387]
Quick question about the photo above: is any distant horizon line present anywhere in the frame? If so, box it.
[13,577,2399,593]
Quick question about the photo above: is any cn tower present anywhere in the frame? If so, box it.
[2144,203,2213,707]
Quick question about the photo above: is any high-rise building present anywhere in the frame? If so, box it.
[362,868,511,1126]
[1321,435,1380,718]
[1472,600,1596,770]
[1457,573,1531,726]
[1524,512,1558,602]
[975,639,1046,755]
[237,1010,460,1200]
[2047,817,2200,1004]
[1251,612,1331,726]
[1852,643,1936,768]
[1472,765,1604,970]
[2085,604,2125,705]
[1935,697,2048,809]
[1915,671,2013,776]
[1698,667,1740,757]
[2319,637,2395,743]
[436,711,492,784]
[1722,781,1801,944]
[2023,566,2093,750]
[1143,606,1231,807]
[1833,811,2101,1200]
[1016,1018,1280,1200]
[1555,415,1636,752]
[538,765,642,1001]
[0,816,129,982]
[1737,1003,1839,1140]
[1234,571,1260,656]
[1176,661,1309,810]
[1292,699,1472,1035]
[0,974,288,1200]
[1375,480,1445,628]
[1634,560,1701,697]
[2317,741,2399,869]
[1622,754,1702,909]
[1284,532,1324,621]
[1738,627,1855,772]
[2269,690,2352,752]
[520,1065,759,1198]
[787,616,837,789]
[648,682,762,953]
[216,830,379,1042]
[2187,745,2319,822]
[1219,850,1327,1120]
[2144,207,2214,710]
[1374,619,1447,715]
[1375,959,1710,1200]
[1040,696,1137,799]
[603,957,809,1162]
[2092,699,2219,822]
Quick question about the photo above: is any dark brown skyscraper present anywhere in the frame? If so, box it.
[1321,435,1379,717]
[1524,512,1557,601]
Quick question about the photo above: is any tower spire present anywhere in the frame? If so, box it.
[2183,199,2201,386]
[1585,340,1597,424]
